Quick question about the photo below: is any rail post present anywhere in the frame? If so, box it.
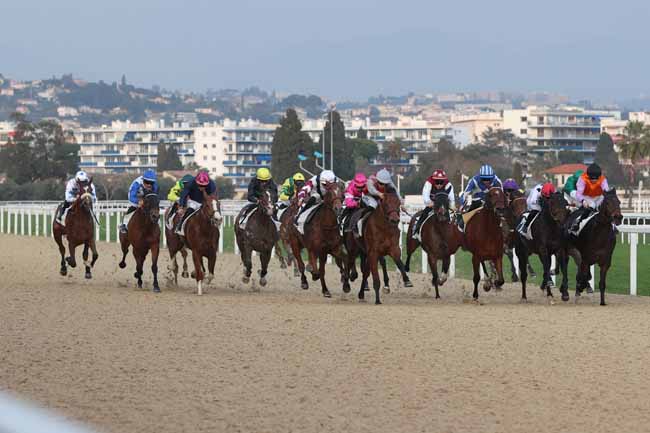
[630,232,638,296]
[421,250,427,274]
[449,254,455,279]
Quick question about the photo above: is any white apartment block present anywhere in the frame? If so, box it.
[0,121,15,147]
[450,112,503,148]
[76,120,196,174]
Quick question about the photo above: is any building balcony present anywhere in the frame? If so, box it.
[223,173,246,177]
[223,161,237,165]
[100,150,121,155]
[79,162,98,166]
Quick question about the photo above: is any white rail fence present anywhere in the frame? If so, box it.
[1,201,649,295]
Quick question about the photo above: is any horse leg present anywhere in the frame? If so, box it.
[516,246,529,302]
[54,230,67,276]
[308,251,319,280]
[378,256,390,293]
[89,238,99,267]
[181,248,189,278]
[390,247,412,288]
[575,261,589,298]
[259,249,271,287]
[599,261,610,306]
[539,247,554,299]
[275,241,287,269]
[206,252,216,287]
[151,242,160,293]
[66,240,78,268]
[358,252,369,301]
[558,250,570,302]
[169,251,179,286]
[241,245,253,284]
[118,233,129,269]
[471,255,481,301]
[480,261,491,292]
[428,254,440,299]
[191,249,204,295]
[331,248,351,294]
[290,240,308,290]
[369,253,382,305]
[506,248,519,282]
[82,243,92,279]
[318,252,331,298]
[439,255,450,286]
[134,253,144,289]
[494,256,505,290]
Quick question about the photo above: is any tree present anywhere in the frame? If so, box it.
[618,121,650,164]
[215,176,236,199]
[319,111,354,180]
[271,109,314,182]
[558,150,584,165]
[349,138,378,162]
[513,162,524,184]
[157,142,183,171]
[595,132,625,186]
[357,127,368,139]
[382,140,406,161]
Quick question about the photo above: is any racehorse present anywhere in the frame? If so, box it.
[235,191,277,288]
[355,187,412,304]
[164,206,190,285]
[464,187,506,301]
[287,182,350,297]
[53,187,98,278]
[514,192,570,302]
[503,191,535,282]
[277,198,301,276]
[404,193,463,299]
[565,189,622,305]
[172,191,222,295]
[118,193,161,292]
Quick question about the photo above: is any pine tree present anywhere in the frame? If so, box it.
[271,109,314,182]
[595,133,625,186]
[319,111,354,180]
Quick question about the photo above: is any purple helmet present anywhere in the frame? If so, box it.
[503,178,519,191]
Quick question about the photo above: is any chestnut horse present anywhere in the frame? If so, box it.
[564,189,622,305]
[164,206,190,286]
[278,198,301,276]
[288,182,350,297]
[118,193,161,292]
[355,188,412,304]
[514,192,570,302]
[464,187,506,301]
[173,190,222,295]
[235,191,277,288]
[53,188,99,278]
[405,193,464,299]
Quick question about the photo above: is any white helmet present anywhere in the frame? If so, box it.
[376,169,392,184]
[75,171,89,183]
[320,170,336,184]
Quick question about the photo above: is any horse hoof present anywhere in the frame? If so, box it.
[85,272,92,280]
[383,286,390,294]
[494,286,503,292]
[301,282,308,290]
[137,282,143,289]
[118,262,126,269]
[562,294,570,302]
[511,274,519,283]
[587,287,594,294]
[182,271,189,278]
[153,286,161,293]
[483,283,491,292]
[375,300,382,305]
[323,290,332,298]
[311,273,320,281]
[66,257,76,268]
[600,302,607,306]
[259,277,267,287]
[404,280,413,288]
[343,284,351,294]
[358,297,366,303]
[242,276,250,284]
[350,271,358,281]
[60,268,67,276]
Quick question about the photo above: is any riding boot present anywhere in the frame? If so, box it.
[175,208,193,234]
[413,207,432,240]
[519,210,538,237]
[294,196,316,224]
[58,201,70,223]
[121,206,137,234]
[456,212,465,231]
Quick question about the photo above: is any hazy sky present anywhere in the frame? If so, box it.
[1,0,649,100]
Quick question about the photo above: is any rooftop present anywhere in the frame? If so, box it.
[545,163,587,175]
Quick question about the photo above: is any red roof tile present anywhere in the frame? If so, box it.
[545,163,587,175]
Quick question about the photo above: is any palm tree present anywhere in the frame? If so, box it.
[619,121,650,163]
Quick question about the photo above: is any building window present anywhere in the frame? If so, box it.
[228,144,233,152]
[537,116,544,124]
[212,144,216,148]
[520,129,527,135]
[521,116,527,122]
[212,156,216,161]
[203,144,207,149]
[211,131,216,137]
[203,156,207,161]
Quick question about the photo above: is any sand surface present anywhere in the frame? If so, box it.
[2,234,650,433]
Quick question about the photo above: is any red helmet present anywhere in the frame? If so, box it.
[196,171,210,186]
[431,169,448,186]
[541,182,556,198]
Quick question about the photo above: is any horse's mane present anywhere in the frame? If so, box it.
[384,185,398,195]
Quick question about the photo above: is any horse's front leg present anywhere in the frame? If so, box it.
[368,253,382,304]
[599,261,610,306]
[118,233,129,269]
[54,231,67,276]
[516,245,529,302]
[318,252,331,298]
[82,243,92,279]
[494,255,505,290]
[134,250,145,289]
[191,249,204,295]
[440,254,451,286]
[180,248,189,278]
[274,240,287,269]
[308,250,319,280]
[259,249,271,287]
[66,240,78,268]
[205,250,216,287]
[427,253,440,299]
[471,255,481,301]
[557,249,570,302]
[151,241,160,293]
[289,238,308,290]
[539,247,553,298]
[390,245,412,288]
[505,248,519,282]
[378,256,390,293]
[331,246,350,293]
[241,244,253,284]
[358,252,369,301]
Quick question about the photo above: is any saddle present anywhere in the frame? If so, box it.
[462,206,483,225]
[239,205,258,230]
[516,211,539,241]
[412,210,435,241]
[295,203,322,235]
[350,209,372,238]
[568,211,598,237]
[55,203,66,226]
[176,209,199,236]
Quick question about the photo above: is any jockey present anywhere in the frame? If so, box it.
[166,174,194,225]
[340,172,367,228]
[278,172,305,204]
[58,170,97,224]
[502,178,522,203]
[243,167,278,214]
[412,169,455,239]
[460,164,503,212]
[519,182,555,235]
[562,169,584,207]
[295,169,337,222]
[175,171,216,234]
[569,163,609,233]
[120,169,159,233]
[359,168,401,216]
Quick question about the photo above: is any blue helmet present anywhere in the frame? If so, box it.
[478,164,495,181]
[143,169,157,183]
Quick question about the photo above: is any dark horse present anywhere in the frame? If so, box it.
[405,193,464,299]
[235,191,277,288]
[118,194,161,292]
[53,188,99,278]
[514,192,570,302]
[504,191,536,282]
[464,187,506,301]
[164,206,190,286]
[287,182,350,297]
[173,191,222,295]
[278,198,301,276]
[564,189,622,305]
[343,213,391,293]
[355,188,412,304]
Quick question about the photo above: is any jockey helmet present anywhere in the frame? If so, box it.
[479,164,495,181]
[376,168,392,185]
[320,170,336,184]
[503,178,519,191]
[75,170,89,183]
[353,172,367,189]
[292,172,305,182]
[431,169,448,186]
[143,169,157,183]
[541,182,556,198]
[587,163,601,180]
[256,167,272,181]
[181,174,194,185]
[196,171,210,186]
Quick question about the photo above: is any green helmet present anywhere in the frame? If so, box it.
[181,174,194,185]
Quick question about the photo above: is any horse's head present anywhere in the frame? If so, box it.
[323,182,343,214]
[380,188,402,226]
[142,193,160,224]
[433,192,450,223]
[202,191,223,227]
[602,189,623,226]
[543,192,569,225]
[258,190,274,217]
[485,187,506,215]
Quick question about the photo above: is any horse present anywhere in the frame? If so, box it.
[235,191,277,288]
[355,188,412,304]
[503,191,536,282]
[277,198,301,276]
[173,190,222,295]
[564,189,622,306]
[287,182,350,297]
[53,188,99,279]
[463,187,507,301]
[404,193,463,299]
[164,206,190,286]
[118,193,161,292]
[514,192,570,302]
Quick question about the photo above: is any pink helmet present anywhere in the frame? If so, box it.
[196,171,210,186]
[353,173,367,188]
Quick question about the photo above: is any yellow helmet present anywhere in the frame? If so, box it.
[256,167,272,181]
[292,172,305,182]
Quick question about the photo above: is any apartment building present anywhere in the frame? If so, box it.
[221,119,274,190]
[0,122,14,147]
[450,112,503,148]
[76,120,196,174]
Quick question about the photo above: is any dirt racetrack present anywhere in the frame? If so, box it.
[2,233,650,433]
